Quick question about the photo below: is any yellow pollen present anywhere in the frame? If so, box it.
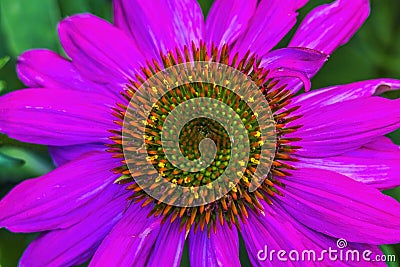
[144,135,153,141]
[190,186,200,199]
[171,179,178,188]
[158,162,165,168]
[251,158,260,164]
[229,182,238,193]
[146,155,158,161]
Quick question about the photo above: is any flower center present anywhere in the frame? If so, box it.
[108,42,302,235]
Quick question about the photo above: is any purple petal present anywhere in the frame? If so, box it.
[89,204,162,267]
[0,88,115,145]
[294,137,400,190]
[19,186,128,267]
[234,0,308,57]
[206,0,257,49]
[146,220,186,267]
[243,201,384,266]
[0,152,120,232]
[49,143,105,166]
[261,47,328,93]
[268,68,312,93]
[279,199,386,266]
[291,79,400,114]
[241,205,313,267]
[362,136,400,152]
[113,0,161,60]
[294,0,309,8]
[17,49,112,97]
[290,0,370,55]
[261,48,328,76]
[287,97,400,157]
[189,226,240,267]
[113,0,204,57]
[285,0,370,91]
[278,168,400,244]
[58,14,146,93]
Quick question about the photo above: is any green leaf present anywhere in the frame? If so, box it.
[57,0,91,16]
[0,56,10,69]
[380,245,399,267]
[0,0,61,56]
[0,81,5,93]
[0,56,9,93]
[88,0,112,22]
[198,0,214,17]
[0,145,54,183]
[0,230,36,267]
[0,151,24,167]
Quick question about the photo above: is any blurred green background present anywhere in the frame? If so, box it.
[0,0,399,266]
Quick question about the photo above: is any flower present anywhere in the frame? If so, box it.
[1,0,400,266]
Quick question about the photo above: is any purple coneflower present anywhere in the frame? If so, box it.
[1,0,400,266]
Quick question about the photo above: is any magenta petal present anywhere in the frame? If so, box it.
[241,205,314,267]
[288,97,400,157]
[290,0,370,55]
[0,88,115,145]
[0,152,120,232]
[189,226,240,267]
[290,79,400,114]
[48,143,105,166]
[58,14,146,93]
[234,0,308,57]
[261,47,328,94]
[113,0,161,59]
[261,48,328,76]
[206,0,257,49]
[89,204,162,267]
[278,168,400,244]
[19,186,128,267]
[17,49,111,96]
[146,220,186,267]
[164,0,205,47]
[113,0,204,56]
[363,136,400,151]
[243,202,383,266]
[294,137,400,190]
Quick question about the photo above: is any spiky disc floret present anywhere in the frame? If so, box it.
[107,42,302,235]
